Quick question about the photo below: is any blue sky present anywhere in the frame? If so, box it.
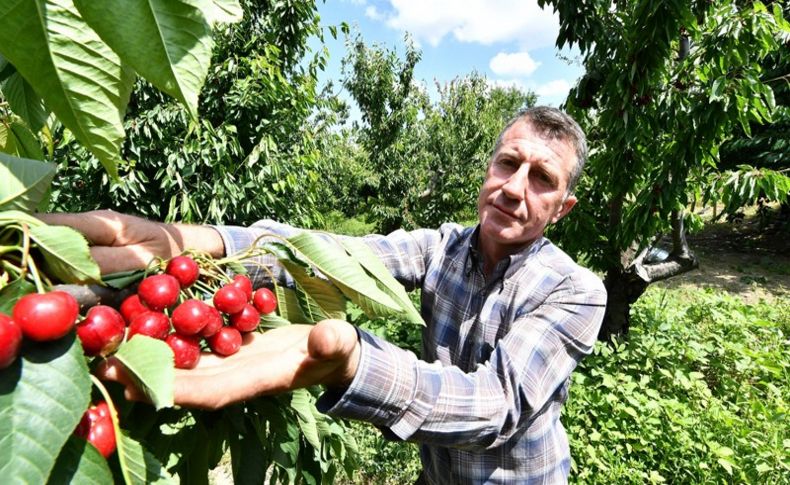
[313,0,585,109]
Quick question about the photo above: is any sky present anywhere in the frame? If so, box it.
[314,0,585,110]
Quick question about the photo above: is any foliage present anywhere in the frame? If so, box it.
[0,0,240,177]
[48,0,334,228]
[338,35,536,233]
[701,165,790,220]
[536,0,790,335]
[341,34,428,232]
[565,287,789,484]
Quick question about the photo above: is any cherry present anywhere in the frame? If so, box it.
[171,299,211,336]
[137,274,180,311]
[229,304,260,333]
[207,327,242,356]
[128,311,171,340]
[120,294,148,324]
[165,333,201,369]
[252,288,277,315]
[76,306,125,357]
[229,275,253,301]
[200,305,223,338]
[0,313,23,369]
[166,256,200,288]
[74,401,116,458]
[213,285,246,315]
[13,291,79,341]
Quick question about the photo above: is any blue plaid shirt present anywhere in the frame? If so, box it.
[215,221,606,484]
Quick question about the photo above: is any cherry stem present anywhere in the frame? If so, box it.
[88,374,124,462]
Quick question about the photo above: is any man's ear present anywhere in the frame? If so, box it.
[551,195,577,224]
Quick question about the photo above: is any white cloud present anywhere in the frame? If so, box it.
[383,0,558,49]
[365,5,384,21]
[535,79,571,97]
[489,51,540,77]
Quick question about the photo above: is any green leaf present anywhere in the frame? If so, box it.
[0,70,49,133]
[29,224,101,284]
[280,259,347,321]
[117,431,177,485]
[0,277,35,314]
[113,337,175,410]
[102,269,145,290]
[8,118,45,160]
[337,237,424,325]
[291,389,321,451]
[230,426,269,485]
[0,0,135,178]
[0,334,92,483]
[260,312,293,329]
[0,152,56,212]
[285,232,404,319]
[275,286,312,324]
[710,77,726,101]
[202,0,243,25]
[74,0,214,118]
[47,435,113,485]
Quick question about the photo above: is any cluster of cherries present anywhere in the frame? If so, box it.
[119,255,278,368]
[0,254,277,458]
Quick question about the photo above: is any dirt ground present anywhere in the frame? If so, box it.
[655,208,790,304]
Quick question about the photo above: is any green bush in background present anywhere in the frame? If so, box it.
[566,287,788,484]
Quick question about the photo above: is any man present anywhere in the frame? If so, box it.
[42,106,606,484]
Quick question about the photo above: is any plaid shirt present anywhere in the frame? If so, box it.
[215,221,607,484]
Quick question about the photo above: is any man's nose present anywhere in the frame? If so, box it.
[501,164,529,199]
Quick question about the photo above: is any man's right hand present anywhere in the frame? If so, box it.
[97,319,361,410]
[36,210,225,274]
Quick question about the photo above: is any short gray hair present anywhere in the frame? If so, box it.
[493,106,588,195]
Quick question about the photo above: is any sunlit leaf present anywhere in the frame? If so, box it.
[0,334,91,483]
[113,336,174,410]
[0,153,55,212]
[74,0,214,118]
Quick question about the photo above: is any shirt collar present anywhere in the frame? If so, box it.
[466,225,546,282]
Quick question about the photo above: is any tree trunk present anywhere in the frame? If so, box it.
[598,209,699,340]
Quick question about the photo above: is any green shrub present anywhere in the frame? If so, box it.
[566,288,789,484]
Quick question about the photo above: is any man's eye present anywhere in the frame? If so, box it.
[534,171,554,185]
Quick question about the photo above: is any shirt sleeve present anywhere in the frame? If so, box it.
[317,270,607,450]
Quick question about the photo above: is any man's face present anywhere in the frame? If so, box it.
[477,120,578,261]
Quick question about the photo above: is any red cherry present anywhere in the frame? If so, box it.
[213,285,247,315]
[171,299,211,336]
[229,275,253,301]
[74,401,116,458]
[230,304,260,333]
[0,313,23,369]
[252,288,277,314]
[200,305,223,338]
[76,306,126,356]
[137,274,180,311]
[207,327,242,356]
[127,311,171,340]
[13,291,79,341]
[165,333,202,369]
[120,294,148,324]
[165,256,200,288]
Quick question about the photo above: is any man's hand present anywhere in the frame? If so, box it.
[36,210,225,274]
[97,319,361,409]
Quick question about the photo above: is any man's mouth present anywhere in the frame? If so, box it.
[492,203,521,220]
